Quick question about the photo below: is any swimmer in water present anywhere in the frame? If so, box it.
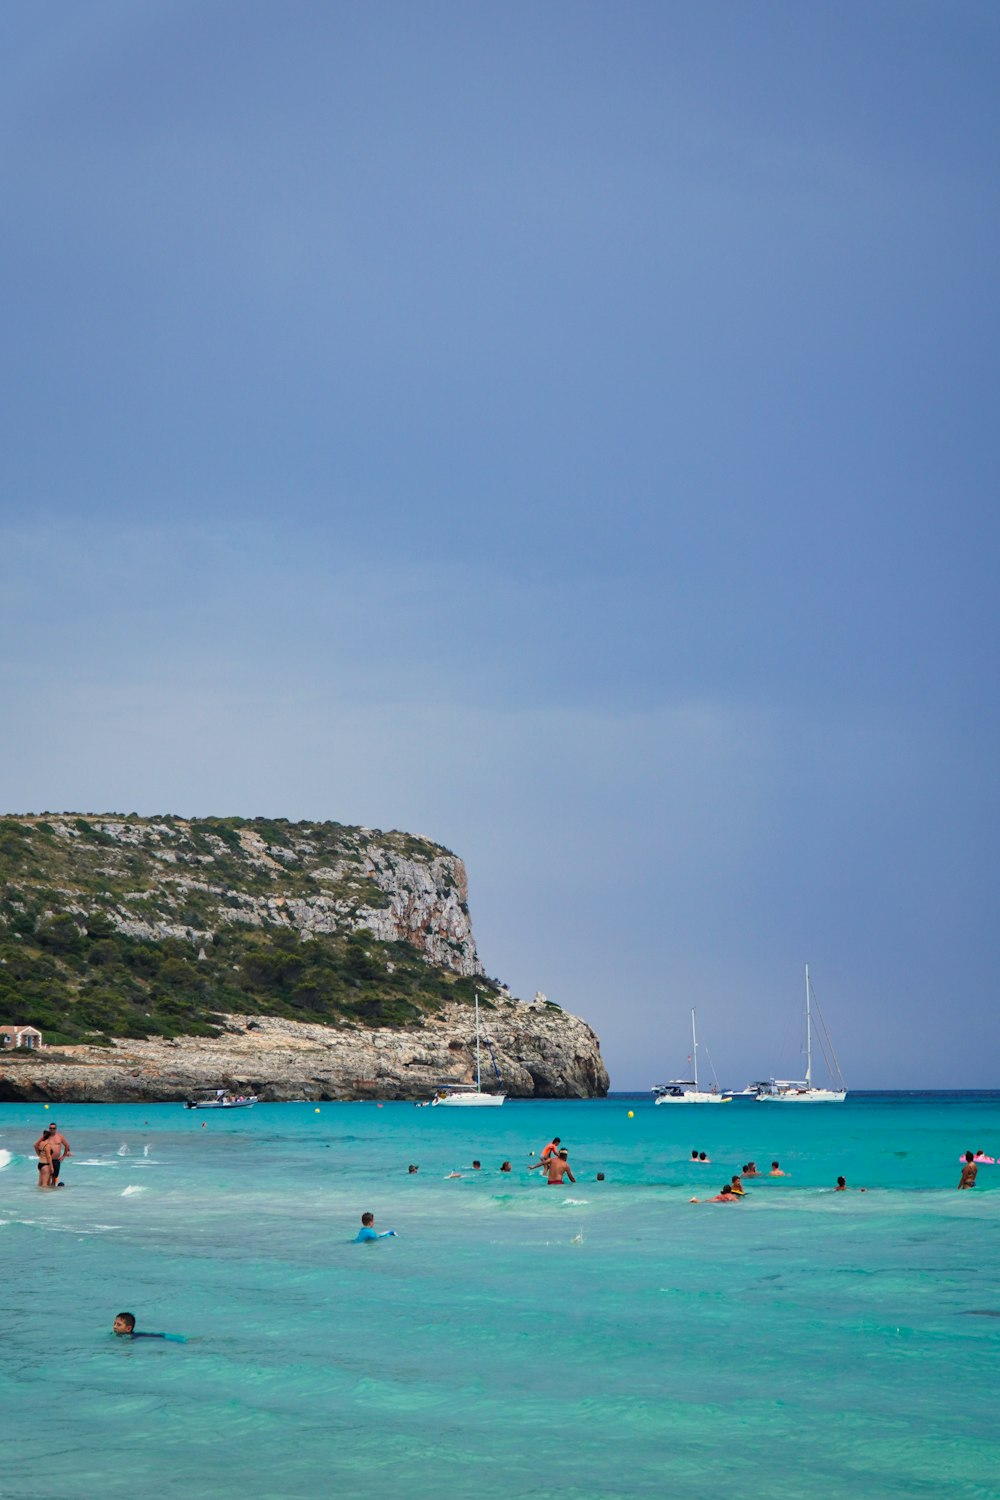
[354,1212,397,1242]
[730,1174,746,1196]
[769,1161,786,1176]
[959,1152,978,1190]
[113,1313,183,1341]
[743,1162,759,1176]
[836,1176,847,1191]
[500,1161,512,1172]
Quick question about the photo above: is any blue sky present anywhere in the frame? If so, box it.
[2,2,998,1088]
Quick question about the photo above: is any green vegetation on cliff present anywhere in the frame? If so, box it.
[0,814,492,1045]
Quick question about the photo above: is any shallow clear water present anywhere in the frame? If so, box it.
[2,1094,998,1499]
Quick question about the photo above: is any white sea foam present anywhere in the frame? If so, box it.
[78,1159,118,1167]
[121,1185,146,1196]
[562,1197,589,1205]
[117,1144,130,1156]
[0,1148,13,1171]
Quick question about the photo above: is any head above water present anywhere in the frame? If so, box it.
[113,1313,136,1335]
[361,1212,374,1226]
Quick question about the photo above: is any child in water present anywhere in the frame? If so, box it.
[354,1212,397,1241]
[113,1313,185,1341]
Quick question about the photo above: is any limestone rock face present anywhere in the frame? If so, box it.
[13,815,484,976]
[0,999,609,1103]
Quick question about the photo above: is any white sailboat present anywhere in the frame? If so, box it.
[756,965,847,1102]
[431,993,506,1107]
[653,1009,729,1104]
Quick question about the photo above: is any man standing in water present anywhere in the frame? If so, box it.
[35,1122,71,1185]
[959,1152,978,1190]
[545,1149,576,1187]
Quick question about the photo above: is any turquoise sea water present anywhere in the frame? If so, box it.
[2,1093,999,1500]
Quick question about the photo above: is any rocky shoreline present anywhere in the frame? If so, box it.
[0,998,609,1103]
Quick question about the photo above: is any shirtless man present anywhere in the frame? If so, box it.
[545,1149,576,1186]
[690,1184,738,1203]
[769,1161,786,1177]
[35,1122,71,1185]
[959,1151,978,1190]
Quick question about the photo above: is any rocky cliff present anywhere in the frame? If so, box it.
[0,813,609,1099]
[0,998,608,1103]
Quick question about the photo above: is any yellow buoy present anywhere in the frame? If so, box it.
[627,1110,634,1118]
[44,1104,50,1110]
[314,1107,320,1113]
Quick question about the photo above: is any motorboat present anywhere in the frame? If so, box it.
[185,1090,258,1109]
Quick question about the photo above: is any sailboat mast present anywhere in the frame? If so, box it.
[691,1008,699,1093]
[804,965,812,1087]
[474,992,482,1092]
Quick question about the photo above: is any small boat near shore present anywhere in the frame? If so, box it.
[431,994,506,1106]
[185,1090,258,1109]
